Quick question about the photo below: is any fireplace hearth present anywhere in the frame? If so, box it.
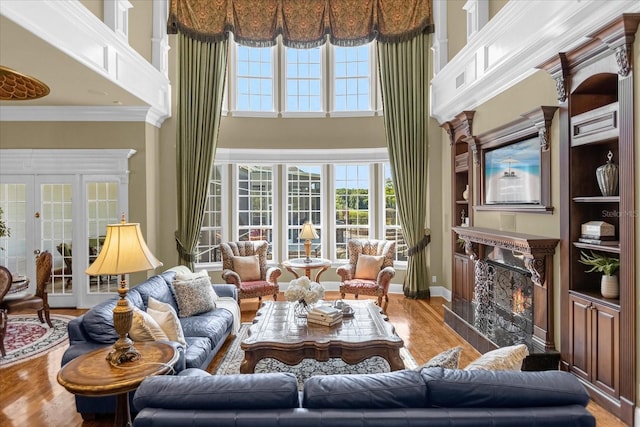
[445,227,560,370]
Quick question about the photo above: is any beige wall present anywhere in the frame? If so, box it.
[447,0,468,60]
[129,0,153,63]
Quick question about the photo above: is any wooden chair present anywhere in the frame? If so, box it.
[337,239,396,309]
[0,266,11,356]
[1,251,53,329]
[220,240,281,303]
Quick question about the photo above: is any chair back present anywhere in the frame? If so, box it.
[0,266,12,302]
[35,251,52,298]
[220,241,268,280]
[347,239,396,272]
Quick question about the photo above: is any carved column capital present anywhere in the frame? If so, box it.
[615,45,630,77]
[523,256,545,287]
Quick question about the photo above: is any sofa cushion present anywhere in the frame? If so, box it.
[464,344,529,371]
[133,272,180,313]
[147,297,186,346]
[82,291,142,343]
[183,336,213,368]
[303,369,427,409]
[171,275,217,317]
[420,367,590,408]
[354,255,384,279]
[133,373,299,411]
[179,309,233,347]
[129,307,169,342]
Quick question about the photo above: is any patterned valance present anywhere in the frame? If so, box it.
[168,0,433,47]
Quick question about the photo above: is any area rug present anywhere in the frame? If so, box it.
[215,323,418,389]
[0,314,72,368]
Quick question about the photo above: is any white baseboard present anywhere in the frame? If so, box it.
[428,286,451,301]
[635,406,640,427]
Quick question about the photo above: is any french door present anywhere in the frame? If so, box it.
[0,149,133,308]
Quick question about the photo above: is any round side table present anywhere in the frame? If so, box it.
[282,258,331,283]
[57,341,179,427]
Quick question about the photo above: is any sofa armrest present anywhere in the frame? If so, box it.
[266,266,282,283]
[66,315,92,343]
[336,264,354,281]
[212,284,238,301]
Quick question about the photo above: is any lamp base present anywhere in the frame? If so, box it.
[304,239,313,263]
[107,336,141,366]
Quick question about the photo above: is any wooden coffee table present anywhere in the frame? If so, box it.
[57,341,179,427]
[240,300,405,373]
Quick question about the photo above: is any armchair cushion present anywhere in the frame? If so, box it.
[171,276,217,317]
[233,255,261,281]
[354,255,384,280]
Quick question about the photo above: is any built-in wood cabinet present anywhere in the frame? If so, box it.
[443,111,475,303]
[539,14,638,425]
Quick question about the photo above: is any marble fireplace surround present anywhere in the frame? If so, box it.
[452,227,559,355]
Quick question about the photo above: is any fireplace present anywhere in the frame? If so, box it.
[445,227,560,370]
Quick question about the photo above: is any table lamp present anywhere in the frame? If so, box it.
[299,221,318,263]
[86,214,163,366]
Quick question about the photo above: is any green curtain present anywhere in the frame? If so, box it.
[377,33,430,299]
[175,34,228,269]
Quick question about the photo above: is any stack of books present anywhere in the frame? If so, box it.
[578,234,619,246]
[307,305,343,326]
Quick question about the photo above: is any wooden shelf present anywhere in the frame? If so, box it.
[572,242,620,254]
[568,289,620,310]
[573,196,619,203]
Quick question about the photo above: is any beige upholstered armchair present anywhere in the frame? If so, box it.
[220,240,281,302]
[337,239,396,308]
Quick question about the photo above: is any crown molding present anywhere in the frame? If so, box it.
[1,0,170,126]
[430,0,640,124]
[0,149,136,175]
[0,106,167,126]
[215,148,389,163]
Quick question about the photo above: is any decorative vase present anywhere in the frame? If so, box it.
[600,275,619,299]
[596,151,619,196]
[293,300,313,317]
[462,185,469,201]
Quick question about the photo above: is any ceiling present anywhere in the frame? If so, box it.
[0,15,145,108]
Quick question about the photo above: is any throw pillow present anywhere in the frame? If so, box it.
[171,275,217,317]
[416,346,462,370]
[147,296,187,346]
[129,307,169,342]
[233,255,261,281]
[174,269,209,281]
[354,255,384,279]
[464,344,529,371]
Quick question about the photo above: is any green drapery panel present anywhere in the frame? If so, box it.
[175,34,228,269]
[168,0,432,47]
[377,33,430,299]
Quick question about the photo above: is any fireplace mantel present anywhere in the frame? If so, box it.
[452,226,559,353]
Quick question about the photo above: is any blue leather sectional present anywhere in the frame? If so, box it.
[132,367,595,426]
[61,270,237,419]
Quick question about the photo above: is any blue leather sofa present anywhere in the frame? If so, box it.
[61,269,237,420]
[132,367,595,426]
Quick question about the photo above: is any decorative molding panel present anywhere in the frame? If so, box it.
[430,0,640,123]
[0,106,165,126]
[0,149,136,175]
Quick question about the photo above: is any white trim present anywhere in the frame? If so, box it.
[1,0,170,125]
[429,0,640,123]
[0,106,164,126]
[0,149,136,175]
[104,0,132,41]
[429,286,452,301]
[635,406,640,427]
[151,0,170,76]
[215,148,389,164]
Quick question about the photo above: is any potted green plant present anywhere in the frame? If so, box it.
[579,251,620,299]
[0,207,10,251]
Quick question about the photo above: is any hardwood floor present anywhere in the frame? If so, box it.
[0,292,626,426]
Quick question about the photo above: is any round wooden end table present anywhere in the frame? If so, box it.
[282,258,331,282]
[57,341,179,427]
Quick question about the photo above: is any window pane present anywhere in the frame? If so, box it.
[238,165,274,260]
[334,164,369,259]
[287,165,322,259]
[384,164,407,262]
[195,165,223,264]
[285,46,322,113]
[236,45,274,112]
[333,44,371,112]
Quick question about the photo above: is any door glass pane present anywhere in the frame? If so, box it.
[41,183,73,295]
[87,182,119,293]
[0,184,27,275]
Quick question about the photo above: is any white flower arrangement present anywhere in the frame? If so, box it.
[284,276,325,306]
